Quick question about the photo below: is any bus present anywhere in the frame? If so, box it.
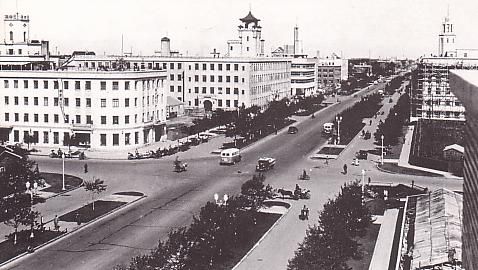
[220,148,242,165]
[323,123,334,135]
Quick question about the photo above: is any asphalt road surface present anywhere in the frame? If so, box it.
[5,84,426,270]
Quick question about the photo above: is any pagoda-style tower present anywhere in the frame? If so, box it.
[227,11,265,57]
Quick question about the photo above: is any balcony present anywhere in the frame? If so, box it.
[71,123,93,132]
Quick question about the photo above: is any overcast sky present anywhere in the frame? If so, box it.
[1,0,477,59]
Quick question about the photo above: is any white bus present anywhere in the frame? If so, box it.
[323,123,334,135]
[220,148,242,165]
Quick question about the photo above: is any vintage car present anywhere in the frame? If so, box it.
[356,150,368,160]
[288,126,298,134]
[256,157,276,172]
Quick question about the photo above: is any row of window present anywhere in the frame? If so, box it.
[3,96,164,108]
[3,112,146,125]
[2,79,162,91]
[10,130,143,146]
[188,75,244,83]
[190,63,243,72]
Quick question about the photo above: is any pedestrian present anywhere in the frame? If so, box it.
[369,119,372,126]
[53,215,59,231]
[343,164,348,174]
[84,163,88,173]
[325,156,329,165]
[368,177,371,184]
[75,212,81,225]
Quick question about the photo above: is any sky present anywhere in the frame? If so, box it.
[1,0,478,59]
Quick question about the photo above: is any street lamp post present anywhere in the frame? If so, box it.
[361,169,365,204]
[381,135,385,165]
[62,153,66,191]
[336,116,343,145]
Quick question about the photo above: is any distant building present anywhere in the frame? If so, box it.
[226,11,265,58]
[0,13,52,70]
[449,69,478,270]
[443,144,464,161]
[315,54,348,92]
[411,11,478,122]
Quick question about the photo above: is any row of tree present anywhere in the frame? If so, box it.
[116,174,274,270]
[287,180,371,270]
[384,75,405,95]
[374,93,410,146]
[335,93,383,144]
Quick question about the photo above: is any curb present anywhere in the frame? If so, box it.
[375,162,444,178]
[231,201,291,270]
[0,194,146,269]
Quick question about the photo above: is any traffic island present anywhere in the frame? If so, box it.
[59,200,127,224]
[40,172,83,194]
[312,145,346,159]
[377,163,442,177]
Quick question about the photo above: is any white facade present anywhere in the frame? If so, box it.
[0,70,167,150]
[438,15,456,57]
[65,55,291,111]
[291,56,316,97]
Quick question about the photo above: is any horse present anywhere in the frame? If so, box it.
[277,188,294,199]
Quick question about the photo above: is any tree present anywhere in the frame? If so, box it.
[240,174,273,210]
[83,177,107,211]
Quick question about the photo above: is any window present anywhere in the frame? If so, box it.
[43,80,48,89]
[178,86,182,92]
[44,97,48,106]
[4,97,8,105]
[195,63,199,70]
[210,63,215,70]
[202,87,206,94]
[75,81,80,90]
[34,114,38,122]
[210,75,215,82]
[86,98,91,107]
[202,75,207,82]
[101,116,106,124]
[195,87,199,93]
[112,99,119,107]
[64,98,69,106]
[24,113,29,122]
[203,63,207,70]
[43,132,49,144]
[226,76,231,82]
[9,31,13,41]
[75,115,81,124]
[134,98,138,107]
[4,80,9,88]
[54,81,59,89]
[234,100,238,107]
[34,97,38,105]
[4,113,9,121]
[226,88,231,94]
[218,76,223,82]
[14,80,18,88]
[125,98,130,107]
[14,96,18,105]
[125,81,130,90]
[64,81,69,90]
[76,98,81,107]
[218,64,223,70]
[54,98,59,106]
[210,87,215,94]
[170,85,174,92]
[170,74,174,81]
[178,63,182,69]
[14,113,19,122]
[101,99,106,107]
[234,64,238,71]
[100,134,106,146]
[234,76,238,83]
[44,114,49,123]
[86,115,92,124]
[218,100,222,107]
[226,64,230,71]
[234,88,239,95]
[112,81,119,90]
[113,134,119,146]
[226,100,230,107]
[178,74,182,81]
[125,133,130,145]
[14,130,19,142]
[34,80,38,89]
[195,75,199,82]
[85,81,91,90]
[24,97,28,105]
[101,81,106,90]
[64,114,69,124]
[125,115,130,124]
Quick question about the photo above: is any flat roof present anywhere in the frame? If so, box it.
[0,70,166,79]
[71,55,292,63]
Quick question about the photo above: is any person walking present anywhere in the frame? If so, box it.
[343,164,348,174]
[54,215,60,231]
[84,163,88,173]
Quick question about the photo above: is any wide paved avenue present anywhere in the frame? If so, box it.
[4,84,445,270]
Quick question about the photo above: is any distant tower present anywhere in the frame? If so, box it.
[161,37,171,57]
[293,25,299,55]
[3,13,30,44]
[227,11,264,57]
[438,9,456,57]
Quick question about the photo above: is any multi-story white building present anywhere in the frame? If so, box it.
[411,11,478,122]
[66,55,291,111]
[0,70,167,150]
[290,56,316,97]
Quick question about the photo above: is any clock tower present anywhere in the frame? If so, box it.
[438,10,456,57]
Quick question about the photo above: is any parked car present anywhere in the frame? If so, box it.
[256,157,276,172]
[288,126,298,134]
[356,150,368,160]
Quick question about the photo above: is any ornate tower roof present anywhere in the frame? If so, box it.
[240,11,260,27]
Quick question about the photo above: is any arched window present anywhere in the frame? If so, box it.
[9,31,13,41]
